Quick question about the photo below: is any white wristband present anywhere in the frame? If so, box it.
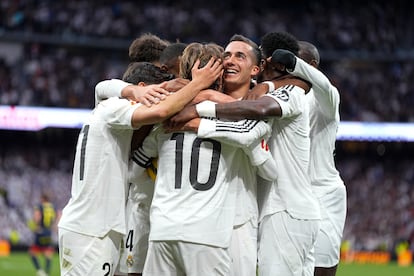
[196,101,216,118]
[263,81,275,92]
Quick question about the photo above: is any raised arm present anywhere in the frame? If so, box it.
[272,49,339,117]
[131,58,223,128]
[290,57,339,117]
[95,79,172,107]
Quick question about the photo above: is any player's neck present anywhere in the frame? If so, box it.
[224,83,250,99]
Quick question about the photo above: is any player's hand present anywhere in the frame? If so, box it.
[125,84,170,107]
[166,104,199,128]
[191,58,223,90]
[192,89,235,104]
[160,78,190,93]
[243,82,269,100]
[271,49,296,71]
[163,117,201,133]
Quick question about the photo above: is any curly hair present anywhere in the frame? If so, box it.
[260,31,299,58]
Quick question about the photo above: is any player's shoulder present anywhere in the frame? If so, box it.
[267,84,304,103]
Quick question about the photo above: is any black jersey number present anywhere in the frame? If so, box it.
[102,262,111,276]
[126,230,133,252]
[171,133,221,191]
[79,124,90,181]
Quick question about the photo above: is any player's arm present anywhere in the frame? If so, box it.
[131,125,160,170]
[199,83,310,122]
[164,101,272,148]
[243,82,269,100]
[94,79,171,107]
[191,89,236,104]
[196,117,272,148]
[190,116,277,181]
[242,139,277,181]
[272,49,339,116]
[130,58,223,128]
[33,208,42,228]
[167,95,281,125]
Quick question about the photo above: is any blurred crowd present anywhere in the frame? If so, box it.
[1,0,412,50]
[338,155,414,253]
[0,144,72,245]
[0,0,413,121]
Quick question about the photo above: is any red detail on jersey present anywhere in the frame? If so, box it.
[261,139,269,151]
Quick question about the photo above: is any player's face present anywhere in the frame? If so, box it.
[223,41,259,88]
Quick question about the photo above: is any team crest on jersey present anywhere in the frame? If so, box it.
[61,257,72,269]
[127,255,134,267]
[269,88,289,102]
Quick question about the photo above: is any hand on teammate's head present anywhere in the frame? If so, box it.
[190,58,224,89]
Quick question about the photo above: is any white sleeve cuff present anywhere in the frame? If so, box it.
[262,81,275,93]
[197,118,217,137]
[95,79,131,105]
[196,101,216,118]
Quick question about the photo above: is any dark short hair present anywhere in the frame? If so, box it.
[298,41,320,66]
[228,34,262,66]
[260,31,299,58]
[128,33,170,63]
[159,42,188,65]
[122,62,174,84]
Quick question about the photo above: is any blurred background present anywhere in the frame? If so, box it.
[0,0,413,265]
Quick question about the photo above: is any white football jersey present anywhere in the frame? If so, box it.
[133,119,271,248]
[58,97,141,237]
[291,58,345,197]
[127,160,155,207]
[197,118,276,226]
[259,85,321,221]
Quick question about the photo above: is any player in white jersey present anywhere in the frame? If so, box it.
[131,42,274,276]
[221,35,265,276]
[170,31,321,276]
[116,159,155,276]
[108,41,188,276]
[271,41,347,276]
[110,62,176,276]
[57,58,222,276]
[177,34,266,276]
[134,117,273,276]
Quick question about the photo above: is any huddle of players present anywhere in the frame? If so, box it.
[57,31,346,276]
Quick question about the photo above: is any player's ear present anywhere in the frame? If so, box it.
[160,64,169,73]
[137,82,146,87]
[309,59,319,68]
[251,65,260,77]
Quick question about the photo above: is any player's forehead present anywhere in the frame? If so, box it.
[224,41,253,56]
